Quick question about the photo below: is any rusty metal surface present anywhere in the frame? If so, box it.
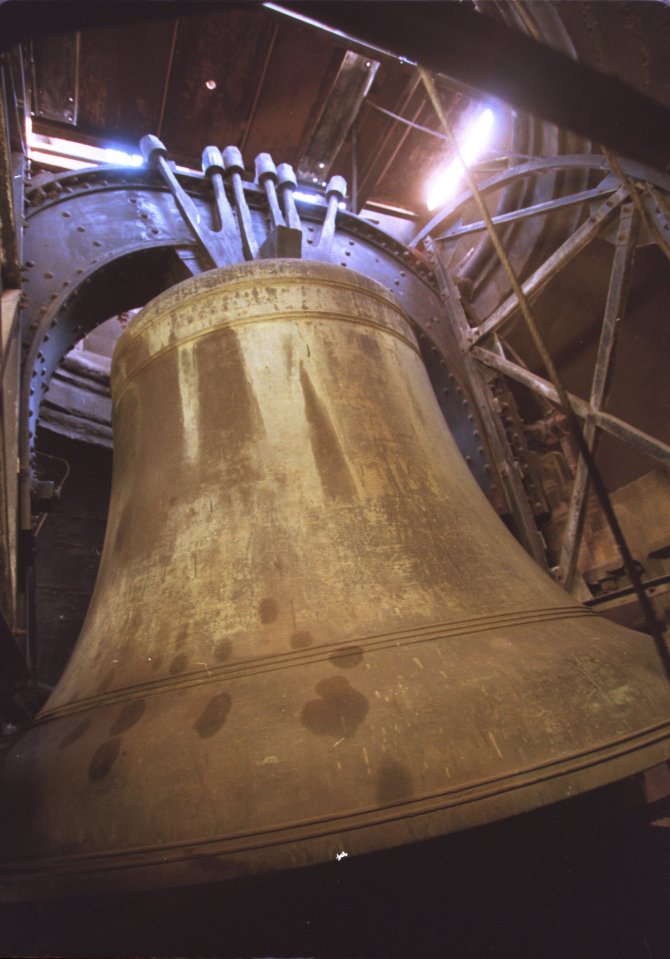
[1,261,669,898]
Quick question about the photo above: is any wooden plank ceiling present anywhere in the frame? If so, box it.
[29,3,481,216]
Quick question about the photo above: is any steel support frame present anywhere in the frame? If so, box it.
[425,237,549,568]
[435,157,670,591]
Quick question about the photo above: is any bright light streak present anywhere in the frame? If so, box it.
[27,132,144,169]
[426,107,495,211]
[294,191,347,211]
[294,191,325,206]
[103,147,143,167]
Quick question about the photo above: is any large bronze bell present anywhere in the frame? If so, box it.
[1,260,669,899]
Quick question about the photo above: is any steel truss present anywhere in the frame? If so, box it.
[420,155,670,603]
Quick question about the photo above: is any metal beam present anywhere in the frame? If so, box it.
[468,187,628,345]
[471,346,670,469]
[426,239,548,567]
[436,181,619,243]
[557,203,640,589]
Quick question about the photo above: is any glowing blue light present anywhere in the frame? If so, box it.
[104,147,143,167]
[294,191,326,206]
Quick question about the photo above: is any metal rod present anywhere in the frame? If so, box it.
[222,145,258,260]
[350,119,358,214]
[366,90,427,200]
[469,186,628,345]
[558,202,640,590]
[240,23,279,156]
[200,146,240,263]
[436,182,619,242]
[316,176,346,255]
[277,163,301,230]
[5,52,25,154]
[356,72,421,203]
[471,347,670,467]
[157,18,179,140]
[211,175,232,231]
[365,98,452,143]
[141,135,222,268]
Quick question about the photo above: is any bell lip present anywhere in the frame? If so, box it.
[1,727,668,902]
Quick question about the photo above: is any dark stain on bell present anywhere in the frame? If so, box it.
[301,677,368,737]
[328,645,364,669]
[283,334,294,372]
[290,630,314,650]
[175,627,188,649]
[259,597,278,624]
[112,350,185,563]
[193,692,232,738]
[96,668,116,695]
[109,699,146,735]
[58,717,92,750]
[88,738,122,781]
[214,638,233,662]
[299,362,356,500]
[194,326,264,488]
[376,758,414,805]
[170,652,189,675]
[359,333,382,361]
[151,654,163,671]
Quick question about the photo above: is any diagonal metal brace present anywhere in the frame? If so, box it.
[140,135,228,269]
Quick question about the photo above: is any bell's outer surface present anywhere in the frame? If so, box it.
[1,260,669,900]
